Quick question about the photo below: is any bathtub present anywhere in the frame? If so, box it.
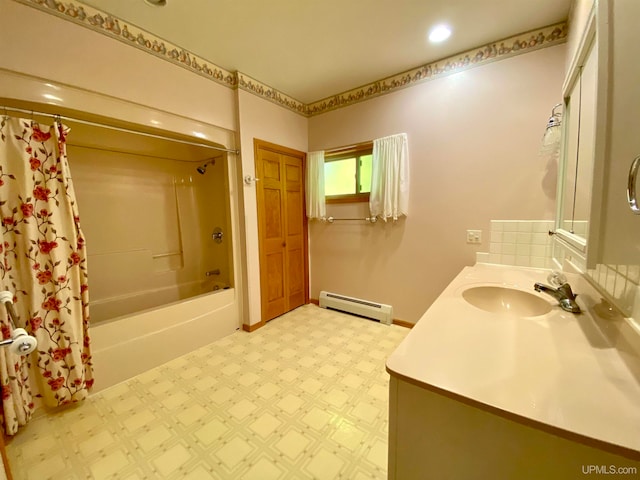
[90,288,239,391]
[89,279,231,323]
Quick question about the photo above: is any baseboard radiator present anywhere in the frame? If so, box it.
[319,291,392,325]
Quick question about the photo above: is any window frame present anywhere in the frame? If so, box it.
[324,142,373,204]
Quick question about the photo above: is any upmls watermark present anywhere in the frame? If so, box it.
[582,465,638,475]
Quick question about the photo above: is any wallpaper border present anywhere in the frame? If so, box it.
[12,0,567,118]
[306,22,568,116]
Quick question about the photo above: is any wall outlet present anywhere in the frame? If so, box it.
[466,229,482,244]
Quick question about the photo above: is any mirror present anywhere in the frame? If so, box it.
[555,13,597,252]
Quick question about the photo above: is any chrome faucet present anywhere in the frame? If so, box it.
[534,282,581,313]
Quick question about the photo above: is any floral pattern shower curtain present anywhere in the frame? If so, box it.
[0,116,93,435]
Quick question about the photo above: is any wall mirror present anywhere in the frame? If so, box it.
[555,8,598,254]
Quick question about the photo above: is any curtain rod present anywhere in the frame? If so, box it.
[323,140,373,155]
[1,106,240,155]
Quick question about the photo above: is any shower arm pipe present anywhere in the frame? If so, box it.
[0,106,240,156]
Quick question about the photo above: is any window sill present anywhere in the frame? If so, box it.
[326,194,370,204]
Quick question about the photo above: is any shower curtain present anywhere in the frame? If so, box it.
[0,116,93,435]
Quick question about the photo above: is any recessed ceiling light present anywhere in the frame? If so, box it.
[144,0,167,6]
[429,24,452,43]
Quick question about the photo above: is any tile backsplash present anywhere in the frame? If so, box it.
[476,220,555,269]
[552,236,639,318]
[476,220,640,327]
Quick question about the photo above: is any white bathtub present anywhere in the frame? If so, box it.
[89,279,231,323]
[90,288,239,391]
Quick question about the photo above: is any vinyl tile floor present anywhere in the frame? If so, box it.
[6,304,410,479]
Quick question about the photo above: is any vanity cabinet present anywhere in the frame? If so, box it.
[388,376,637,480]
[386,264,640,479]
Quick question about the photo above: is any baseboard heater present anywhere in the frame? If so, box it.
[319,291,392,325]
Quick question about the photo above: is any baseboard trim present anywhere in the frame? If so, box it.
[242,321,264,333]
[309,298,413,328]
[392,319,414,329]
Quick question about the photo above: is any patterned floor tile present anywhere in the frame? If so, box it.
[5,304,408,479]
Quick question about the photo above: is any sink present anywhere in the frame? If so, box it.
[462,286,552,317]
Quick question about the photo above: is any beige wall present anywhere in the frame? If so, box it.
[0,0,243,388]
[308,45,566,323]
[0,0,311,329]
[236,89,309,326]
[2,0,568,328]
[0,0,237,133]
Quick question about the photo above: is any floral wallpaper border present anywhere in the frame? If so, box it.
[13,0,566,117]
[12,0,237,89]
[237,73,307,116]
[305,22,568,116]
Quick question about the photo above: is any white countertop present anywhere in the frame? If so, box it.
[386,263,640,454]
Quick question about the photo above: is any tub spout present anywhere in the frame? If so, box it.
[534,282,581,313]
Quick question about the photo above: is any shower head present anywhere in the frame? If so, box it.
[196,159,215,175]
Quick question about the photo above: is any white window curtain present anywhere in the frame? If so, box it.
[306,150,326,220]
[369,133,410,221]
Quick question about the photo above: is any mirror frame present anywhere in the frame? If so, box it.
[554,2,608,265]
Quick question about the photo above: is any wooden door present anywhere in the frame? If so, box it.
[255,140,308,322]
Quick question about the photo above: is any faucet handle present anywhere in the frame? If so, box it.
[547,270,567,288]
[558,282,577,300]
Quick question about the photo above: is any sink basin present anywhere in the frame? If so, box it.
[462,286,552,317]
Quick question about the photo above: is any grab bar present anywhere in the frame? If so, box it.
[627,155,640,214]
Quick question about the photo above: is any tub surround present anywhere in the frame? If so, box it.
[387,263,640,478]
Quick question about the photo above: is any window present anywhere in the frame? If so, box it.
[324,143,373,203]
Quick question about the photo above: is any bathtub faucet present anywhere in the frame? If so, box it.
[534,282,581,313]
[205,269,221,277]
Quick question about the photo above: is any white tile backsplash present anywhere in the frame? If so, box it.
[552,235,640,319]
[476,220,555,269]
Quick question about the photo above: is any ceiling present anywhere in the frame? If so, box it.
[80,0,572,104]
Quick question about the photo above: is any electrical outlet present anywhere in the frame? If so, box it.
[466,229,482,244]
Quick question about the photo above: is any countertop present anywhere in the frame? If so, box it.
[386,263,640,455]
